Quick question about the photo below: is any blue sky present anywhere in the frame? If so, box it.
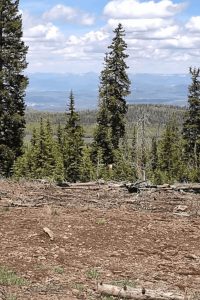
[19,0,200,74]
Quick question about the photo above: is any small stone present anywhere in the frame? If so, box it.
[185,254,198,260]
[72,289,80,296]
[59,248,65,253]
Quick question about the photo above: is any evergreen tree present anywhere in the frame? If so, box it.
[62,91,84,182]
[35,119,60,178]
[113,135,137,182]
[95,148,108,180]
[150,136,158,173]
[158,118,183,183]
[0,0,28,176]
[140,116,147,180]
[80,145,95,182]
[57,123,64,151]
[149,136,161,184]
[94,23,131,164]
[131,125,137,163]
[93,91,113,165]
[182,67,200,173]
[13,145,33,179]
[130,125,140,179]
[107,24,131,148]
[14,119,64,181]
[112,149,135,181]
[31,127,37,147]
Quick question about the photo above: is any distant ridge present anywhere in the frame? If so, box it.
[25,72,190,111]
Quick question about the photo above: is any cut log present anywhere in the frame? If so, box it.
[97,283,184,300]
[173,184,200,194]
[71,182,102,187]
[67,187,100,191]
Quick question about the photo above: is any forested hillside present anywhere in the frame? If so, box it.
[25,104,186,138]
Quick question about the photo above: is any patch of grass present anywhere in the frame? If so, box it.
[51,208,59,216]
[0,267,27,286]
[36,264,48,271]
[86,268,100,280]
[72,283,85,292]
[88,296,114,300]
[111,279,136,288]
[54,266,64,274]
[96,218,106,225]
[1,206,10,212]
[6,295,17,300]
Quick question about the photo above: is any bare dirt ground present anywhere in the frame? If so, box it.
[0,180,200,299]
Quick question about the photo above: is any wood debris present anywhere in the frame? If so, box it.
[97,283,184,300]
[43,227,54,241]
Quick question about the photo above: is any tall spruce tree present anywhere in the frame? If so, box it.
[182,67,200,171]
[62,91,84,182]
[94,23,130,164]
[107,24,131,148]
[0,0,28,176]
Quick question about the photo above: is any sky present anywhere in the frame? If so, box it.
[19,0,200,74]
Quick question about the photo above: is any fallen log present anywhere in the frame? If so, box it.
[172,184,200,194]
[70,182,103,187]
[67,186,100,191]
[97,283,184,300]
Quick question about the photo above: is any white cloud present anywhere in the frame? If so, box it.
[25,23,64,41]
[162,36,200,49]
[21,1,200,74]
[104,0,185,49]
[81,30,109,43]
[80,14,95,26]
[185,16,200,32]
[21,10,67,72]
[102,0,200,67]
[104,0,185,19]
[152,25,179,39]
[54,29,110,60]
[107,18,175,33]
[43,4,95,26]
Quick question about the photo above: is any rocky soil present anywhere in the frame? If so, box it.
[0,179,200,299]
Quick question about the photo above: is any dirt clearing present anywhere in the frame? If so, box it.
[0,180,200,299]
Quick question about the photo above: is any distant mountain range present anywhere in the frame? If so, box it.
[25,72,190,111]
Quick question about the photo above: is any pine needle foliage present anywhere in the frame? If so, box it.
[0,0,28,176]
[62,91,84,182]
[14,119,64,181]
[157,118,184,183]
[94,24,131,164]
[182,67,200,174]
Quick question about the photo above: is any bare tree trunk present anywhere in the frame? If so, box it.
[194,141,198,170]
